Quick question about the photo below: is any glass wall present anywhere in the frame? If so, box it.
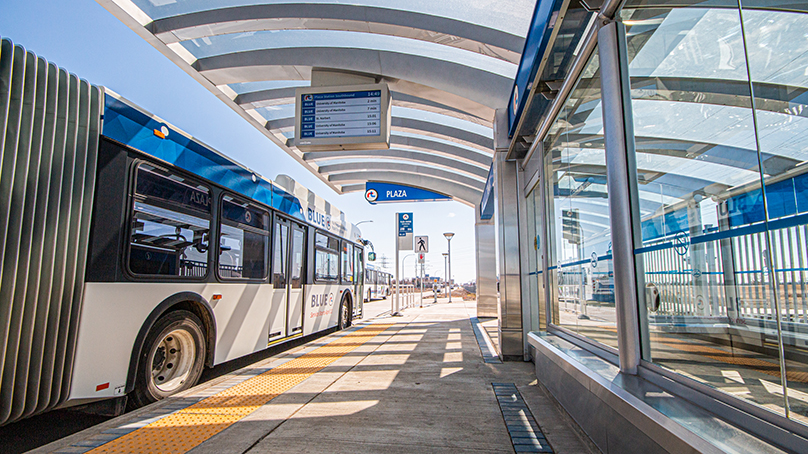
[622,0,808,423]
[541,48,620,350]
[525,183,547,331]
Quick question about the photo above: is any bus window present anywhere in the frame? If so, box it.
[354,247,363,285]
[341,242,354,283]
[290,227,305,288]
[129,164,210,277]
[314,232,339,281]
[272,221,289,287]
[218,195,269,279]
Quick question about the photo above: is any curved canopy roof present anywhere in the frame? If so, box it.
[98,0,534,205]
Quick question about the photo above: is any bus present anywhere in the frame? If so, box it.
[0,80,365,423]
[364,264,392,301]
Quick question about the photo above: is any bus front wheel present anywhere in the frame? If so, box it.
[130,310,206,408]
[338,296,352,330]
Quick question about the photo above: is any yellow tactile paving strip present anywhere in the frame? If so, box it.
[85,323,393,454]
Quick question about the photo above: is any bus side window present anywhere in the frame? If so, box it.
[218,195,269,280]
[129,163,211,278]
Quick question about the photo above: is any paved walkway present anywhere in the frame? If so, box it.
[37,299,599,454]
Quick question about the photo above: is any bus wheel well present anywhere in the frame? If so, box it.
[169,301,216,368]
[125,293,216,395]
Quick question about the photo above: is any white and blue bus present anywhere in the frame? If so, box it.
[364,264,392,301]
[0,79,365,422]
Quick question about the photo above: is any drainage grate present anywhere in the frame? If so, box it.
[492,383,553,453]
[471,317,501,363]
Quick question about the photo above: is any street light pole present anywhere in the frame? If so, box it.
[443,232,454,303]
[442,252,449,300]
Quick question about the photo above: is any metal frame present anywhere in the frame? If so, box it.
[515,0,808,448]
[147,3,524,63]
[307,150,489,180]
[95,0,508,204]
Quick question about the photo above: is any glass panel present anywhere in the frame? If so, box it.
[130,0,534,37]
[290,228,305,288]
[624,6,788,418]
[342,242,354,283]
[180,29,515,78]
[527,183,547,331]
[315,249,339,281]
[272,222,289,287]
[543,47,618,349]
[129,164,210,278]
[129,202,210,277]
[743,5,808,424]
[135,163,211,214]
[218,196,269,279]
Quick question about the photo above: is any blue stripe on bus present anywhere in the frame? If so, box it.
[102,95,306,222]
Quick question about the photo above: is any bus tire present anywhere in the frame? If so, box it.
[338,295,352,330]
[129,310,206,409]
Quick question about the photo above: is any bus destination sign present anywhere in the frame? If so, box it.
[300,90,382,139]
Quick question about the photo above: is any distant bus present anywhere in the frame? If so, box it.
[0,80,365,424]
[364,264,392,301]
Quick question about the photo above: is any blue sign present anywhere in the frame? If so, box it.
[300,90,382,139]
[508,0,565,136]
[398,213,413,237]
[364,182,451,204]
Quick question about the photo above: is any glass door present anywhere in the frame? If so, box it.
[287,223,306,336]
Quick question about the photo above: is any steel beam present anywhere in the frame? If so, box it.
[303,149,489,179]
[148,3,524,63]
[320,162,485,191]
[194,47,514,109]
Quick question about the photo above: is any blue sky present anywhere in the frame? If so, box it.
[0,0,480,283]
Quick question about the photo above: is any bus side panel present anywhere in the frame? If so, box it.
[68,282,275,401]
[85,139,129,283]
[303,284,343,336]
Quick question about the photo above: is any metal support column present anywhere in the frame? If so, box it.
[475,204,498,317]
[598,19,642,374]
[494,109,524,360]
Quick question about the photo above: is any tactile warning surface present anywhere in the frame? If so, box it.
[83,323,392,454]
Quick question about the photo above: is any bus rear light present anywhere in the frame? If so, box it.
[96,382,110,392]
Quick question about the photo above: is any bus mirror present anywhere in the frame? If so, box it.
[368,252,376,261]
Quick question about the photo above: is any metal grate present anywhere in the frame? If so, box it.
[0,37,102,425]
[492,383,553,453]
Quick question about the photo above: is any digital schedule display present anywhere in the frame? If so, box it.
[295,84,391,152]
[300,90,382,139]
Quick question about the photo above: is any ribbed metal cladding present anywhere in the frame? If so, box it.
[0,37,102,425]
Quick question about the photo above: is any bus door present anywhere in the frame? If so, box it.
[287,222,306,336]
[270,217,290,343]
[354,246,364,316]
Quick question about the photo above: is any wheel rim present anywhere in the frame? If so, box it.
[342,300,350,327]
[150,327,196,393]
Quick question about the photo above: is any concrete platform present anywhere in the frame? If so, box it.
[35,299,600,454]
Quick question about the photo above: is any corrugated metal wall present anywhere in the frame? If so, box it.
[0,37,101,425]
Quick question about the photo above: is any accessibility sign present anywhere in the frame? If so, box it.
[415,236,428,253]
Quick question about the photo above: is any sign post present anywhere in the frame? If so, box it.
[395,213,413,315]
[418,252,425,307]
